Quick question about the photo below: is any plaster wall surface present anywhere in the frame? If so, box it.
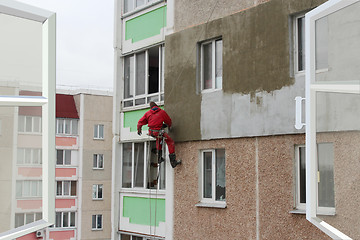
[165,0,327,142]
[173,135,330,240]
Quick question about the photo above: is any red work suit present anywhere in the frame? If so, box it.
[137,107,175,154]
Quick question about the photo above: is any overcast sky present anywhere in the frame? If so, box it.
[17,0,115,91]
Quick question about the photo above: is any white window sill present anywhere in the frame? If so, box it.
[195,201,226,209]
[201,88,222,94]
[290,208,335,216]
[91,228,103,231]
[92,168,104,170]
[93,138,104,141]
[92,198,103,201]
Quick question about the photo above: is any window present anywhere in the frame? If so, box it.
[123,0,158,14]
[56,150,72,165]
[56,118,78,135]
[15,213,42,228]
[200,39,222,91]
[17,148,42,165]
[55,212,76,228]
[295,144,335,213]
[56,181,77,197]
[18,115,42,133]
[16,180,42,198]
[294,15,305,73]
[94,124,104,139]
[122,141,165,190]
[93,154,104,169]
[92,184,103,200]
[199,149,225,206]
[92,214,102,230]
[123,45,164,108]
[121,234,152,240]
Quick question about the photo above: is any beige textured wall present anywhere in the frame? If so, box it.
[173,135,331,239]
[80,94,113,240]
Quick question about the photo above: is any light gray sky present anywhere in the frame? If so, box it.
[17,0,114,91]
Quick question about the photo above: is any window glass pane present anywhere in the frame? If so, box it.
[299,146,306,204]
[15,213,24,228]
[136,0,145,7]
[215,40,222,89]
[121,234,131,240]
[64,119,70,134]
[92,215,96,228]
[99,125,104,139]
[134,143,144,188]
[58,119,64,134]
[56,181,62,196]
[136,52,146,96]
[33,149,40,164]
[297,16,305,71]
[31,181,38,196]
[63,212,69,227]
[315,17,328,70]
[25,148,31,164]
[65,150,71,165]
[57,150,63,165]
[98,184,103,199]
[203,43,212,89]
[94,125,98,138]
[215,149,225,201]
[71,181,77,196]
[35,212,42,221]
[17,148,24,164]
[99,154,104,168]
[93,154,98,168]
[25,116,32,132]
[63,181,70,196]
[122,143,132,188]
[25,213,34,224]
[33,117,40,133]
[124,55,134,99]
[70,212,75,227]
[97,215,102,228]
[317,143,335,207]
[203,152,212,198]
[55,212,62,227]
[23,181,30,197]
[92,185,97,199]
[124,0,134,13]
[148,46,159,94]
[71,120,78,134]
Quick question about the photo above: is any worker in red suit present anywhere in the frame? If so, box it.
[137,102,181,168]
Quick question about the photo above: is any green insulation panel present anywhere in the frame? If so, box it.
[123,106,163,132]
[124,108,149,132]
[123,196,165,226]
[125,6,167,43]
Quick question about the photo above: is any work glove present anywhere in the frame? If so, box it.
[162,123,168,129]
[137,126,142,136]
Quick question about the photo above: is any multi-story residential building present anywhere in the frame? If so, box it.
[114,0,360,240]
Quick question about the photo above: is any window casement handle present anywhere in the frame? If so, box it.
[295,96,306,130]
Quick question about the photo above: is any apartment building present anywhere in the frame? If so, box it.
[114,0,360,239]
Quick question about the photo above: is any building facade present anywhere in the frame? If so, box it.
[114,0,360,239]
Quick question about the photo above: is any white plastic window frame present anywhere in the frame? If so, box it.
[0,1,55,239]
[293,14,305,74]
[196,149,226,208]
[200,38,223,93]
[94,124,104,139]
[92,184,103,200]
[122,0,164,16]
[122,45,165,110]
[305,0,360,239]
[93,153,104,169]
[91,214,103,230]
[56,118,78,135]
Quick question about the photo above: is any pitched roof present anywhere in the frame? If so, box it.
[56,94,79,119]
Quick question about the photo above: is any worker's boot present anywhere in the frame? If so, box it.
[169,153,181,168]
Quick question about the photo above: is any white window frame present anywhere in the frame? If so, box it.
[15,213,42,228]
[121,141,166,191]
[94,124,104,139]
[16,180,42,198]
[56,118,78,135]
[56,180,76,197]
[294,145,335,214]
[56,149,72,165]
[55,212,76,228]
[197,149,226,208]
[122,0,163,16]
[17,148,42,165]
[93,153,104,169]
[92,184,103,200]
[18,115,42,134]
[0,2,55,238]
[200,38,223,93]
[122,45,165,109]
[91,214,103,230]
[294,14,305,74]
[305,1,359,239]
